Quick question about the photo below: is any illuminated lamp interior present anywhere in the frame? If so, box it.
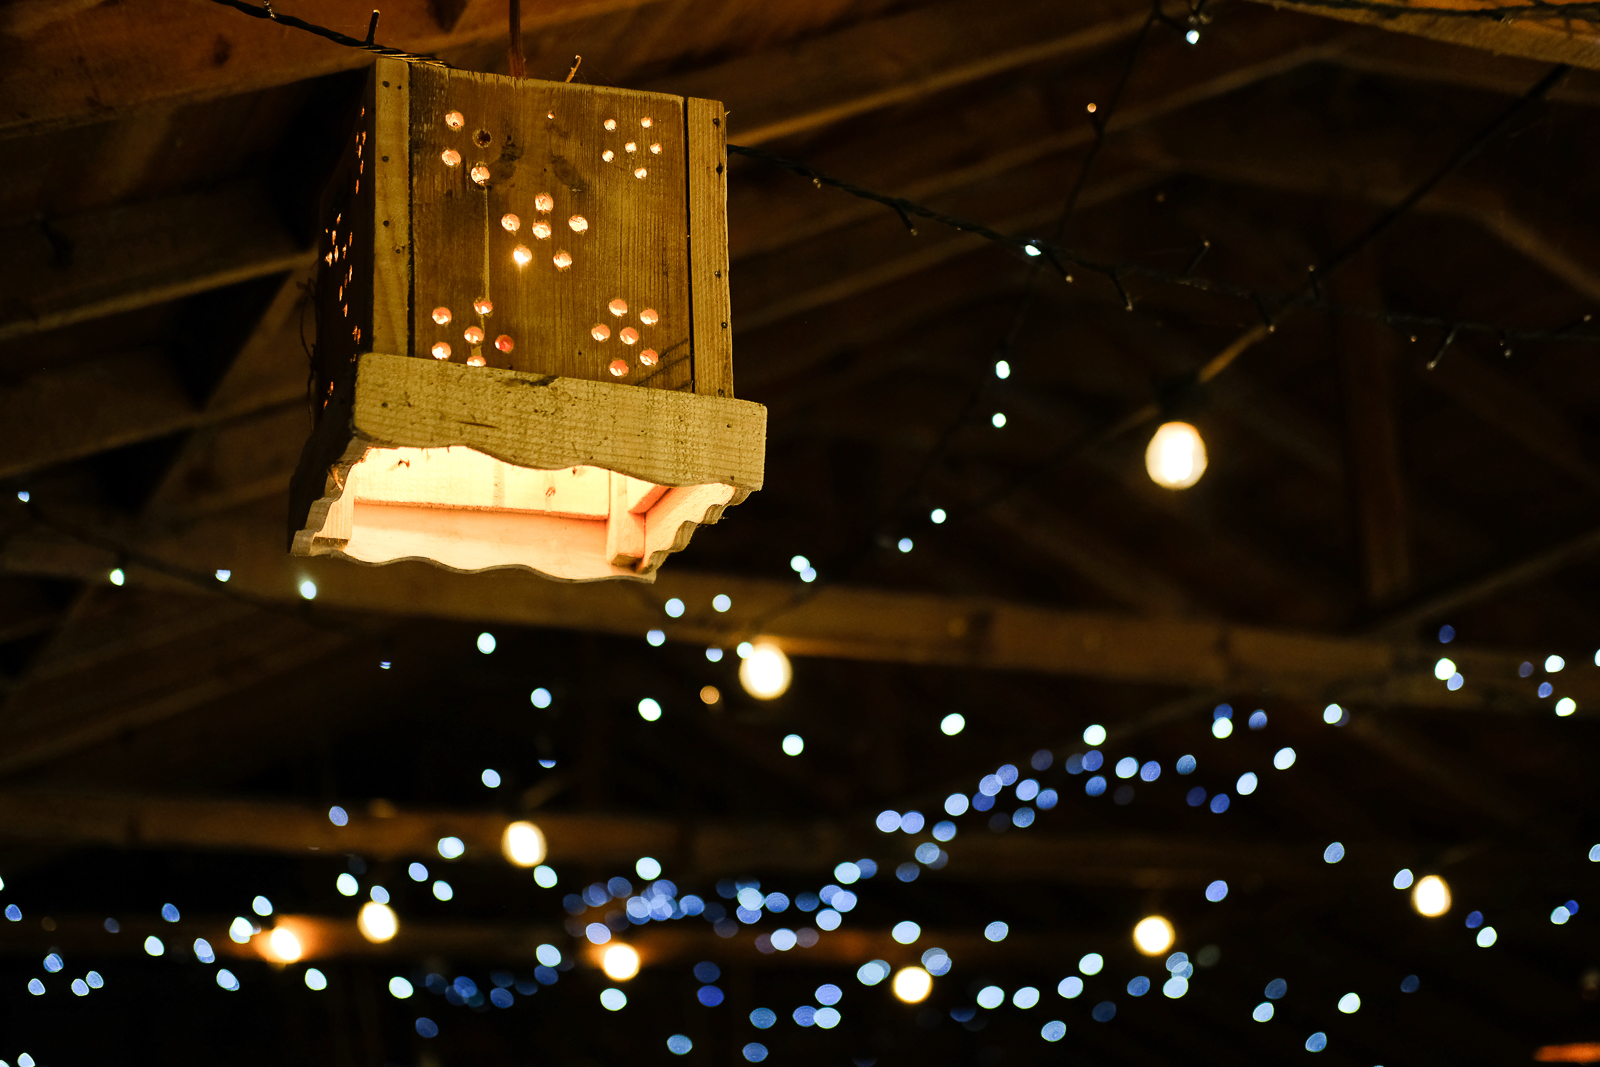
[309,445,736,581]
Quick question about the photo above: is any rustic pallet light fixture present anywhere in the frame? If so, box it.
[289,58,765,581]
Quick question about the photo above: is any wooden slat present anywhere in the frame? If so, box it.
[1247,0,1600,71]
[685,96,734,397]
[0,180,307,344]
[371,60,412,359]
[1334,250,1412,605]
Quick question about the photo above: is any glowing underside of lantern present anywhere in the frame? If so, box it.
[294,354,763,583]
[329,449,735,580]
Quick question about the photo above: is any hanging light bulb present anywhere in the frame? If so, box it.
[357,902,398,943]
[1412,875,1451,917]
[1145,421,1207,489]
[891,966,932,1003]
[501,820,547,867]
[602,943,641,980]
[266,927,304,962]
[738,642,792,700]
[1132,915,1175,955]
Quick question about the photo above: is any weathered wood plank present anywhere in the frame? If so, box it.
[686,96,734,397]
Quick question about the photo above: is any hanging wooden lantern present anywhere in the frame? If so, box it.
[289,59,764,581]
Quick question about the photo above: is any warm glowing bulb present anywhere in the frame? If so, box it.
[501,213,520,232]
[892,966,932,1003]
[268,927,303,962]
[473,297,493,315]
[358,902,398,943]
[535,193,554,213]
[1145,421,1207,489]
[512,245,532,266]
[495,335,514,353]
[569,215,589,233]
[431,342,451,360]
[739,643,792,700]
[431,306,451,325]
[1133,915,1175,956]
[602,943,640,981]
[501,821,547,867]
[553,251,573,270]
[463,327,484,345]
[1412,875,1451,917]
[470,164,490,185]
[441,149,460,167]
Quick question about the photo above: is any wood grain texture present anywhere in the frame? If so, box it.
[686,96,735,397]
[349,353,763,489]
[406,65,693,389]
[373,61,413,360]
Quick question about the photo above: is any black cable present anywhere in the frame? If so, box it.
[204,0,448,64]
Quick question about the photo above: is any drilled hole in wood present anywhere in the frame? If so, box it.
[532,220,552,240]
[620,327,639,345]
[634,167,647,179]
[604,118,617,131]
[608,359,629,377]
[432,307,452,325]
[445,111,464,130]
[474,129,492,147]
[432,342,452,360]
[441,149,461,167]
[473,297,493,315]
[470,164,491,185]
[608,298,628,317]
[464,326,485,344]
[624,142,637,154]
[641,116,653,128]
[535,193,554,213]
[569,215,588,233]
[650,143,661,155]
[602,150,615,163]
[553,251,573,270]
[502,213,521,232]
[639,348,658,366]
[512,245,532,266]
[466,352,486,367]
[639,308,659,325]
[591,324,611,342]
[495,335,515,353]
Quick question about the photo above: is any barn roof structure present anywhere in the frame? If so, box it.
[2,1,1600,1063]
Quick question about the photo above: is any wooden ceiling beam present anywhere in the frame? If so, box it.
[0,0,667,136]
[0,790,1477,885]
[1244,0,1600,71]
[648,0,1150,146]
[0,180,308,345]
[1327,25,1600,102]
[723,3,1349,262]
[2,506,1594,712]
